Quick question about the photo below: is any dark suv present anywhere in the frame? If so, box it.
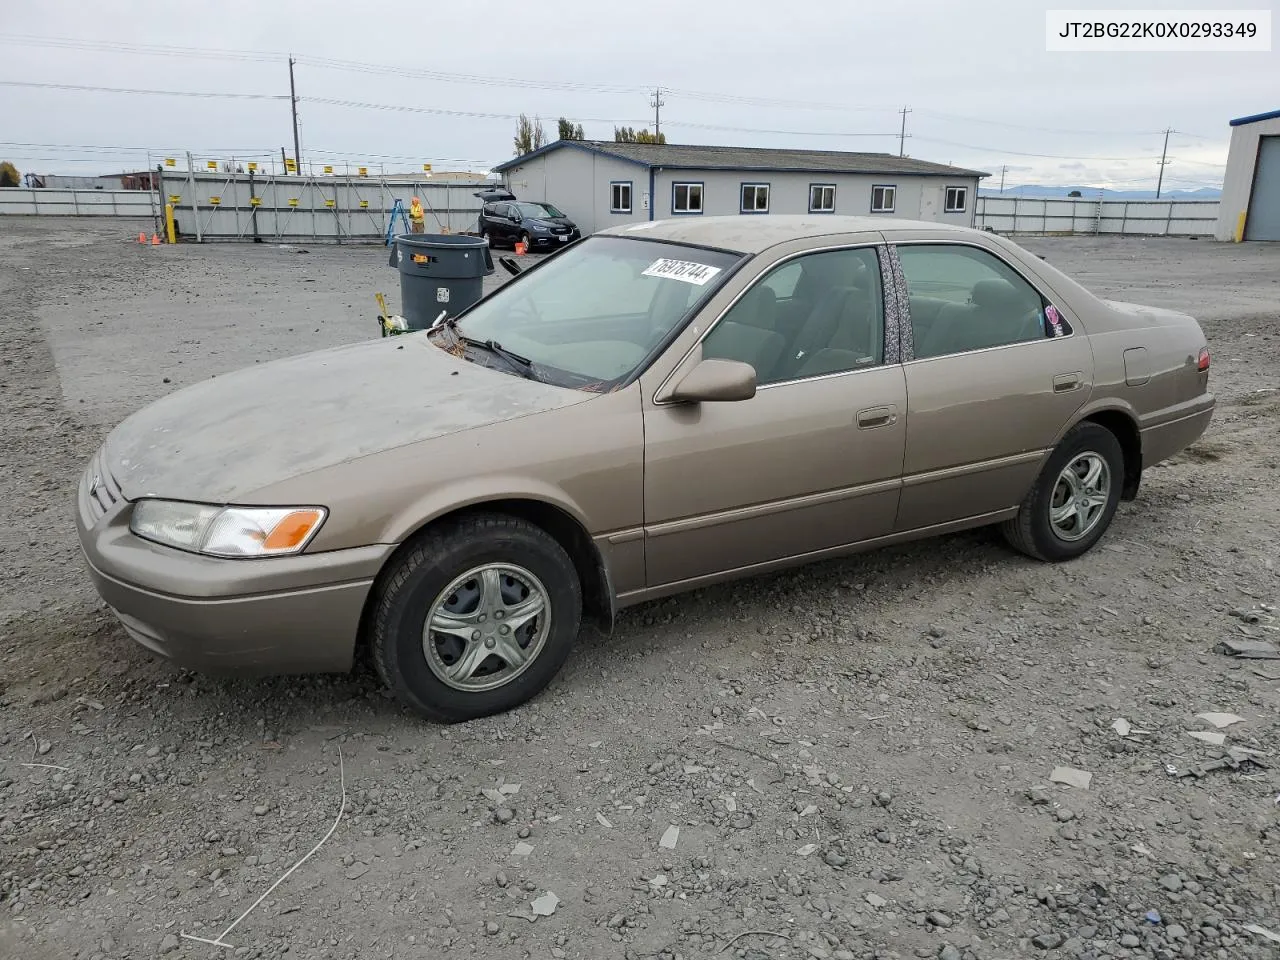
[478,199,581,250]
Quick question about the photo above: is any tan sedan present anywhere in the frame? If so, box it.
[76,216,1214,721]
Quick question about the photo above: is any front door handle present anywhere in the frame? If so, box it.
[856,404,898,429]
[1053,373,1082,393]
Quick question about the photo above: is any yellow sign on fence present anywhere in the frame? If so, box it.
[164,158,176,167]
[359,200,369,209]
[423,163,432,172]
[168,194,182,204]
[288,198,299,207]
[249,197,262,207]
[209,196,221,205]
[324,199,336,208]
[285,158,297,171]
[206,161,218,170]
[247,162,258,172]
[323,165,333,174]
[358,166,368,176]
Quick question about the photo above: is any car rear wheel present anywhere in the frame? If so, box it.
[371,513,582,722]
[520,231,532,251]
[1000,422,1124,562]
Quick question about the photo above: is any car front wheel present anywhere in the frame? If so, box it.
[371,513,582,722]
[1001,422,1124,562]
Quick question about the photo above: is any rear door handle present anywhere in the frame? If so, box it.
[1053,373,1082,393]
[856,404,898,429]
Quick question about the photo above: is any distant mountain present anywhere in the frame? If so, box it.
[980,185,1221,200]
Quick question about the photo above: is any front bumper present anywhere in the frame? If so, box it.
[531,230,579,247]
[75,458,394,676]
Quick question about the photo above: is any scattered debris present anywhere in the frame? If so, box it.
[1049,766,1093,790]
[718,930,790,953]
[1187,731,1227,746]
[181,745,347,950]
[595,812,613,829]
[1244,923,1280,945]
[659,824,679,850]
[1170,752,1264,778]
[1145,909,1163,924]
[1214,638,1280,659]
[1112,718,1131,736]
[865,892,887,908]
[530,891,560,917]
[795,843,819,857]
[511,842,534,857]
[1197,712,1246,728]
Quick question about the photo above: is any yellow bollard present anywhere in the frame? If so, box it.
[1233,211,1247,243]
[165,203,177,244]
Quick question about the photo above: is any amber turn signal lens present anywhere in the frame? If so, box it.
[263,509,326,551]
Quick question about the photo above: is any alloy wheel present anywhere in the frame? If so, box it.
[1049,452,1111,542]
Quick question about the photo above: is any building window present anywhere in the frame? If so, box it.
[610,181,632,214]
[672,182,703,214]
[870,185,896,213]
[740,182,770,213]
[809,183,836,213]
[945,186,968,213]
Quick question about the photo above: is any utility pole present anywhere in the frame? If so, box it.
[650,87,665,138]
[288,56,302,175]
[898,106,911,157]
[999,165,1007,193]
[1155,127,1171,198]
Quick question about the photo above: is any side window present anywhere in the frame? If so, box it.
[482,203,496,217]
[897,244,1069,360]
[702,247,885,387]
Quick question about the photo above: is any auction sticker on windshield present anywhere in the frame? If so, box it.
[642,258,723,285]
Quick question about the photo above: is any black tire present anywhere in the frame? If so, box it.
[1001,422,1125,562]
[371,513,582,722]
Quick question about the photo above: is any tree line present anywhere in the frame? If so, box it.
[513,115,666,155]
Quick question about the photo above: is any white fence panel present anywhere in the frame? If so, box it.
[0,187,156,217]
[976,195,1219,237]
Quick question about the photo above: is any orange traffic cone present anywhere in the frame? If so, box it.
[514,240,527,256]
[151,233,161,245]
[137,232,146,244]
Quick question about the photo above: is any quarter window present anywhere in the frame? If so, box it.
[610,181,632,213]
[809,183,836,213]
[701,247,885,386]
[673,182,703,214]
[897,244,1067,360]
[870,185,896,213]
[740,183,770,213]
[945,186,967,213]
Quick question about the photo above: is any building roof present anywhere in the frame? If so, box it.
[493,139,989,178]
[1230,108,1280,127]
[595,214,973,254]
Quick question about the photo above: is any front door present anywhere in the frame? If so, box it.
[642,244,907,588]
[891,241,1093,531]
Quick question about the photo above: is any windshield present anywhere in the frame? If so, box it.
[450,235,743,389]
[516,202,564,219]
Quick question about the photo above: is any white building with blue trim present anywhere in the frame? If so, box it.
[492,140,987,236]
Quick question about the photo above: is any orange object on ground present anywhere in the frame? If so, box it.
[515,241,527,255]
[151,233,161,245]
[137,232,146,243]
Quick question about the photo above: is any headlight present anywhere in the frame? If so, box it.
[531,223,551,233]
[130,500,327,558]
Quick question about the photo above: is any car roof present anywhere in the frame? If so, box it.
[596,215,973,254]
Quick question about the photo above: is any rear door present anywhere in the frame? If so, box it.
[889,239,1093,531]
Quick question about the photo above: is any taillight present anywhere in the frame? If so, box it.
[1196,348,1210,372]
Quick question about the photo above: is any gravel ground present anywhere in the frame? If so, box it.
[2,219,1278,960]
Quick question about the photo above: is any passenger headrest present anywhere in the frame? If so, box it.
[971,278,1023,309]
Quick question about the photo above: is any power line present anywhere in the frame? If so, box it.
[0,79,287,100]
[911,135,1161,162]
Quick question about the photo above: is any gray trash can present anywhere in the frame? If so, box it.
[388,233,494,330]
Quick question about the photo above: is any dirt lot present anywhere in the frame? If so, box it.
[2,219,1278,960]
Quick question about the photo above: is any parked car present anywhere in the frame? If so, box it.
[478,199,580,250]
[76,216,1214,722]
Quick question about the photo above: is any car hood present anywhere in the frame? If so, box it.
[102,336,587,503]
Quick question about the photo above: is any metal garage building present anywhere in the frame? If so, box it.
[1215,108,1280,241]
[493,141,987,236]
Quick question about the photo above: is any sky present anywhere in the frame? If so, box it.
[1,0,1275,191]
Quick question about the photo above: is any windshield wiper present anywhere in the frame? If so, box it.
[428,314,538,380]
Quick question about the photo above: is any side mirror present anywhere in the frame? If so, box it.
[666,359,756,403]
